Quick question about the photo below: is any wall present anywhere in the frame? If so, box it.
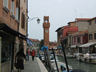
[88,19,96,42]
[0,0,18,31]
[76,21,89,31]
[19,0,27,36]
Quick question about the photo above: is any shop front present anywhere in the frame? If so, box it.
[78,42,96,63]
[0,24,27,72]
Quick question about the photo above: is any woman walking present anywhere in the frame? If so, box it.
[15,48,26,72]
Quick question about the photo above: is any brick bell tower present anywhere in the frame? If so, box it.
[43,16,50,47]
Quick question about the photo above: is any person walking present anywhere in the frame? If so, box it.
[26,48,30,61]
[15,48,26,72]
[31,49,35,61]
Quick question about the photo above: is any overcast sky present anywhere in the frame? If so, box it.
[28,0,96,42]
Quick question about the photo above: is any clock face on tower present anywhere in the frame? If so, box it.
[45,29,48,33]
[45,19,48,23]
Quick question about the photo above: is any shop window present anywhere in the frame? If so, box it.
[3,0,8,8]
[1,43,12,63]
[89,34,93,40]
[21,13,25,29]
[11,0,15,15]
[94,33,96,39]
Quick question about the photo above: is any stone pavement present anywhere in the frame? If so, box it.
[14,56,48,72]
[23,56,41,72]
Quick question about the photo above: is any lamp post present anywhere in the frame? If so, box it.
[28,17,40,24]
[27,16,40,53]
[27,16,40,37]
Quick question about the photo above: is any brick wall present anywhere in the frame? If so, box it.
[0,0,18,31]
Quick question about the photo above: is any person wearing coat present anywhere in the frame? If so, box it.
[31,49,35,61]
[15,48,26,72]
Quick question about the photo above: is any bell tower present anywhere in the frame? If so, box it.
[43,16,50,47]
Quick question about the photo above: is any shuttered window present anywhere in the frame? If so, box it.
[21,13,25,29]
[94,33,96,39]
[16,0,20,20]
[3,0,8,8]
[11,0,14,15]
[89,34,93,40]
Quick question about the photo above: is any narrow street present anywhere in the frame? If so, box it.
[24,57,41,72]
[14,56,47,72]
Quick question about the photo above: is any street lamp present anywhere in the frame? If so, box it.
[26,16,40,37]
[28,17,40,24]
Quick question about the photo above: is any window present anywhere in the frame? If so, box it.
[94,33,96,39]
[11,0,14,15]
[89,34,93,40]
[16,0,20,20]
[26,0,28,10]
[77,37,80,43]
[16,8,19,20]
[1,38,13,63]
[21,13,25,29]
[95,19,96,24]
[74,36,76,43]
[3,0,8,8]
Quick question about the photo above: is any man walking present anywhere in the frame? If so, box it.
[31,49,35,61]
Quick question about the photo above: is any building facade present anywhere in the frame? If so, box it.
[0,0,28,72]
[88,17,96,42]
[55,27,63,49]
[87,17,96,53]
[29,38,40,50]
[75,18,90,31]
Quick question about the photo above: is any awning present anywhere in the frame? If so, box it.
[27,39,33,46]
[79,42,96,47]
[70,45,76,48]
[41,46,48,51]
[0,23,27,40]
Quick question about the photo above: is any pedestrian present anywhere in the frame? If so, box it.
[15,48,26,72]
[26,48,30,61]
[31,49,35,61]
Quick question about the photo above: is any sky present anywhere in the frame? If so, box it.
[28,0,96,42]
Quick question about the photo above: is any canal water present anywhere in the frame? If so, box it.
[57,56,96,72]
